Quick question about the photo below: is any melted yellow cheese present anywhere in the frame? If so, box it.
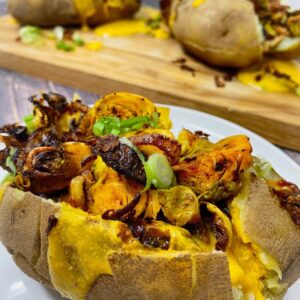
[0,184,6,203]
[238,60,300,93]
[88,156,147,216]
[0,175,14,204]
[228,234,266,300]
[168,10,176,29]
[73,0,97,24]
[94,19,170,39]
[229,173,282,300]
[192,0,206,8]
[156,106,172,129]
[189,253,197,296]
[84,41,103,51]
[105,0,129,8]
[95,20,149,37]
[48,203,203,300]
[48,203,143,300]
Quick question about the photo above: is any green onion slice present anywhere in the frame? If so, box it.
[72,32,85,46]
[56,40,75,52]
[145,153,174,189]
[53,26,64,41]
[24,114,37,133]
[5,148,16,175]
[93,113,159,137]
[119,137,174,191]
[19,26,45,46]
[119,137,152,192]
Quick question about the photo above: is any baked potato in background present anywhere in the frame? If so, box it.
[7,0,141,27]
[162,0,300,68]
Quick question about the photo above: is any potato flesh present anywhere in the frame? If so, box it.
[229,174,285,299]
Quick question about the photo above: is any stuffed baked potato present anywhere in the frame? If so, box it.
[7,0,140,26]
[0,92,299,299]
[162,0,300,67]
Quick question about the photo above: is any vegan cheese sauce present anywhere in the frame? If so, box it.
[228,174,282,300]
[238,60,300,94]
[48,203,202,299]
[94,19,169,39]
[48,203,142,300]
[73,0,97,24]
[94,20,149,37]
[192,0,207,8]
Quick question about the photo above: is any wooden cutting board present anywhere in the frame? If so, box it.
[0,15,300,151]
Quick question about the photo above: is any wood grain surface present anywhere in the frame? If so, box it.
[0,14,300,151]
[0,0,299,165]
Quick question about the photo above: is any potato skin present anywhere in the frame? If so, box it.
[0,187,233,300]
[7,0,140,27]
[244,176,300,287]
[0,180,300,299]
[168,0,264,68]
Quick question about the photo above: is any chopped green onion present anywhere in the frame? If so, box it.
[56,40,76,52]
[93,113,159,137]
[53,26,64,41]
[121,115,148,127]
[147,15,163,30]
[1,173,14,185]
[111,128,121,135]
[251,156,281,181]
[149,112,159,128]
[5,148,16,175]
[72,32,85,46]
[19,26,45,46]
[24,114,37,133]
[171,174,177,187]
[145,153,174,189]
[93,121,105,136]
[119,138,174,191]
[72,93,81,101]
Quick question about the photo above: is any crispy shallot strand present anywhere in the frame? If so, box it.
[90,135,146,184]
[81,154,97,168]
[0,135,24,147]
[130,134,181,165]
[271,180,300,226]
[23,146,60,172]
[102,192,141,221]
[0,124,28,141]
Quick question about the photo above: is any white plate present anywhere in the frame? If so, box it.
[0,104,299,299]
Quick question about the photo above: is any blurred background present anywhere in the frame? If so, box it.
[0,0,299,164]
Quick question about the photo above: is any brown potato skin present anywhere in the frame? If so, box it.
[168,0,264,68]
[244,176,300,287]
[0,187,233,300]
[0,178,300,299]
[7,0,140,27]
[167,0,300,67]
